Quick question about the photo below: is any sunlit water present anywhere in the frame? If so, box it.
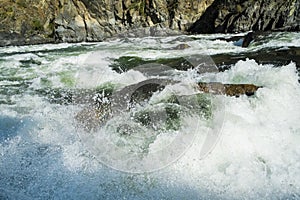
[0,32,300,199]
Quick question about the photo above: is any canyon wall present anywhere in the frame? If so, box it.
[0,0,299,46]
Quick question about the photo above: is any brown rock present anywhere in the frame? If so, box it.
[198,82,262,97]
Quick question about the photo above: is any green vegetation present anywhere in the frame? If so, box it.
[32,19,44,32]
[0,6,14,21]
[126,0,146,16]
[16,0,27,8]
[236,4,242,13]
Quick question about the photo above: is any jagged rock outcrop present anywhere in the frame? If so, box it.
[0,0,214,46]
[189,0,300,33]
[0,0,55,46]
[0,0,299,46]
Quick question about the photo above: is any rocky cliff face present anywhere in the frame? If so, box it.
[0,0,299,46]
[189,0,300,33]
[0,0,55,46]
[47,0,214,41]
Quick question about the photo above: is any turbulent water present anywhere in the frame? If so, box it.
[0,32,300,199]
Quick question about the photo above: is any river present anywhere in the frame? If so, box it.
[0,32,300,199]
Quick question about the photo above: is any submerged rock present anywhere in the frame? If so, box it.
[240,31,275,47]
[110,56,195,73]
[242,32,255,47]
[75,78,261,131]
[110,50,300,75]
[212,46,300,70]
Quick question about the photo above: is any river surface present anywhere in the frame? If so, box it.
[0,32,300,199]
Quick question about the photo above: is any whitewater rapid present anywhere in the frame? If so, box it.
[0,32,299,199]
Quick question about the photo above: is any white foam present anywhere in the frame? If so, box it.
[0,34,300,199]
[164,60,300,198]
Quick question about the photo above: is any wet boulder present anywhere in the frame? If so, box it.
[198,82,262,97]
[75,79,262,131]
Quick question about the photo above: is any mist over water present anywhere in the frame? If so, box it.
[0,32,300,199]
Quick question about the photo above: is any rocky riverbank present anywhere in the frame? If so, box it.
[0,0,299,46]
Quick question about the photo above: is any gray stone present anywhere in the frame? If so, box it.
[189,0,300,34]
[0,0,298,46]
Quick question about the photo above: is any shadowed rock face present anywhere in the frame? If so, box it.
[189,0,300,34]
[0,0,298,46]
